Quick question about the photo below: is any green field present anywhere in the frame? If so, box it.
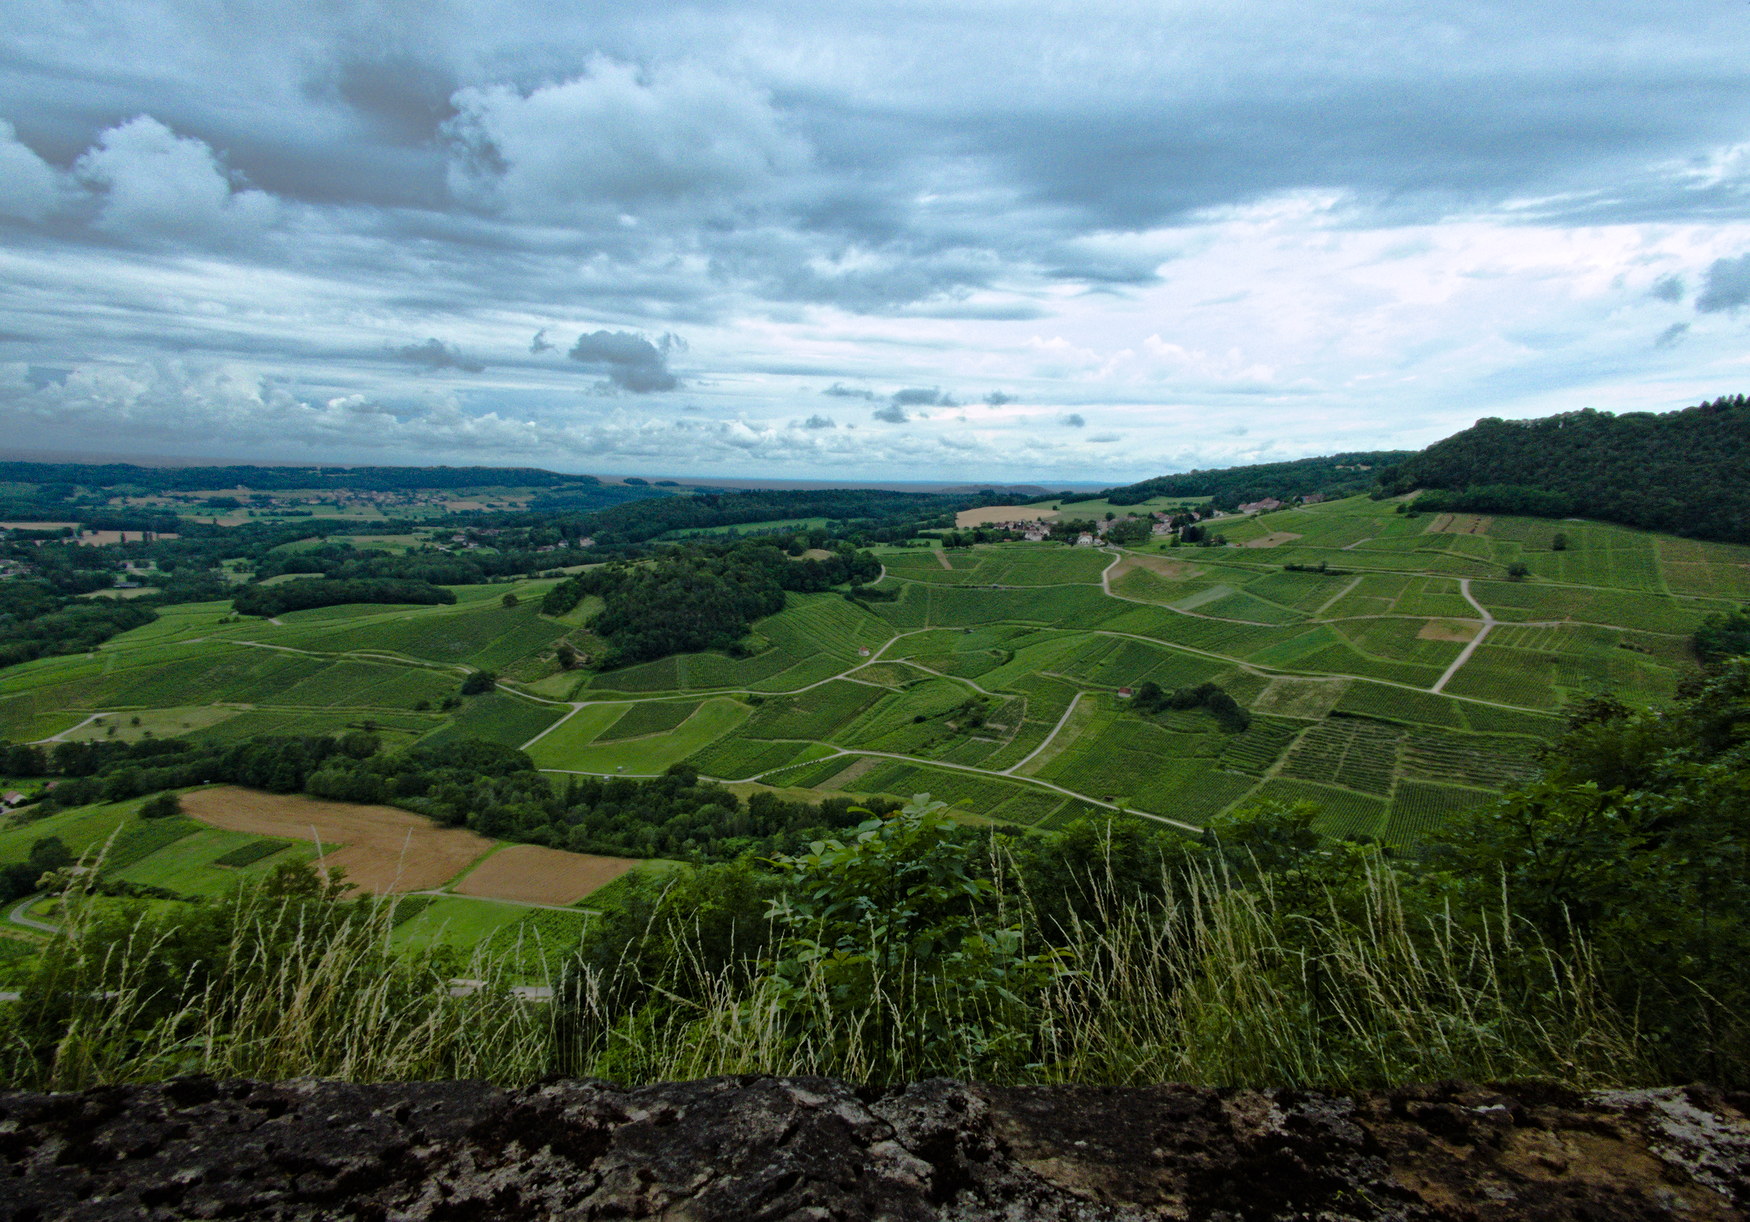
[2,494,1730,848]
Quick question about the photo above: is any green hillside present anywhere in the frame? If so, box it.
[1378,396,1750,543]
[6,494,1739,852]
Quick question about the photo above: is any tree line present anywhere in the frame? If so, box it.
[0,731,902,864]
[1375,398,1750,543]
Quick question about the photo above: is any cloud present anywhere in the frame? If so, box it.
[891,387,955,407]
[801,413,835,429]
[0,120,63,222]
[1060,412,1086,427]
[1696,255,1750,313]
[1654,322,1690,349]
[530,329,554,354]
[872,403,909,423]
[318,52,459,145]
[445,57,807,221]
[1648,274,1685,303]
[73,116,277,241]
[567,329,682,392]
[822,382,876,400]
[984,390,1014,406]
[392,338,485,373]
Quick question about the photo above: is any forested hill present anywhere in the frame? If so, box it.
[1072,451,1413,510]
[0,461,595,493]
[1376,396,1750,543]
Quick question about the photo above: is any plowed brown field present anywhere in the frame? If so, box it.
[451,844,638,905]
[182,787,492,894]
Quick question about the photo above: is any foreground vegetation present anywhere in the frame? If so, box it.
[2,660,1743,1091]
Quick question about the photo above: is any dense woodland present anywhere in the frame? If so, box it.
[542,540,881,665]
[1072,451,1412,511]
[0,584,156,669]
[521,486,962,550]
[1378,397,1750,542]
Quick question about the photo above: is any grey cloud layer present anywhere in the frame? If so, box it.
[3,0,1750,476]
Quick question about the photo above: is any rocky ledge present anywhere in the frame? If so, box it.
[1,1077,1747,1220]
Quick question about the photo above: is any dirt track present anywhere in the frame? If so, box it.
[452,844,638,905]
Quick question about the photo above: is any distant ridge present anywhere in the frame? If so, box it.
[1377,396,1750,544]
[0,460,588,493]
[1061,450,1415,511]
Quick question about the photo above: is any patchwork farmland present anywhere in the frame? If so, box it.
[3,494,1742,914]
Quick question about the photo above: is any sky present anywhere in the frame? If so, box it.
[2,1,1749,483]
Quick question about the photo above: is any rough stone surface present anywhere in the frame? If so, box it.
[0,1077,1746,1219]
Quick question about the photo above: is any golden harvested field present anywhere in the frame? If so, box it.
[182,786,492,894]
[1240,531,1304,549]
[451,844,638,905]
[955,504,1060,527]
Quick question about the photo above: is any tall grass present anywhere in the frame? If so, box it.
[554,860,1645,1090]
[0,887,549,1090]
[0,857,1649,1092]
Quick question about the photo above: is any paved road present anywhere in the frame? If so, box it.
[7,895,59,935]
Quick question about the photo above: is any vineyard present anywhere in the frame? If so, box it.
[2,492,1729,879]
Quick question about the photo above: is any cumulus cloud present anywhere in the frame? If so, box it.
[73,116,276,241]
[445,57,807,221]
[530,328,554,354]
[800,413,835,429]
[568,329,682,392]
[984,390,1014,406]
[392,338,485,373]
[0,120,63,222]
[1060,412,1086,427]
[1654,322,1690,348]
[1696,254,1750,313]
[872,403,910,423]
[822,382,876,400]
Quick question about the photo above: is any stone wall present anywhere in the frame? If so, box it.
[2,1076,1747,1219]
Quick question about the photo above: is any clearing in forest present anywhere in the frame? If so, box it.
[451,844,638,905]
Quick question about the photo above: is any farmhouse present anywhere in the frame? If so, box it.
[1237,497,1283,514]
[1,791,25,809]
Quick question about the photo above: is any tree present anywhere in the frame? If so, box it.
[501,591,520,608]
[139,792,182,819]
[1552,532,1570,551]
[1506,562,1530,581]
[460,670,497,695]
